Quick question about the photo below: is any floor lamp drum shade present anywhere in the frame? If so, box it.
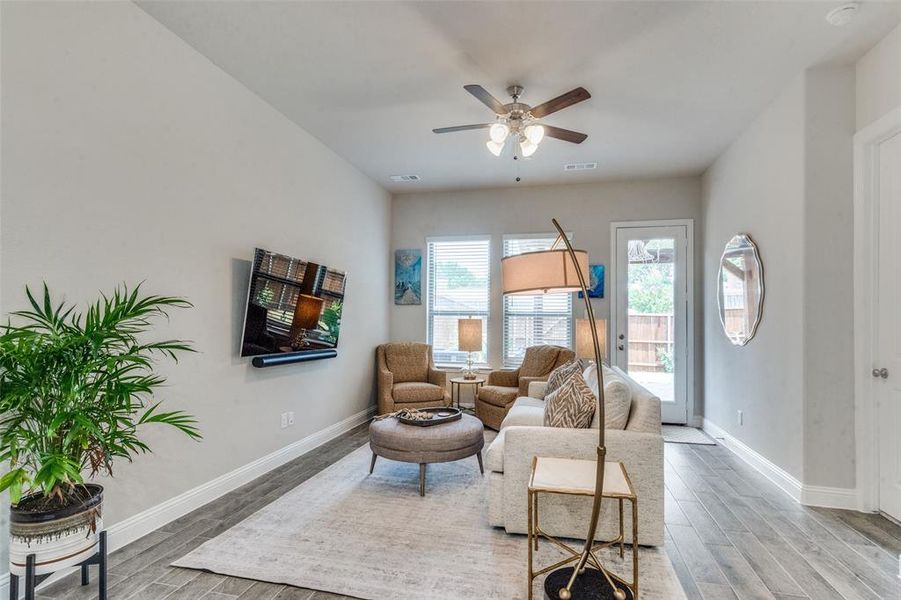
[457,319,483,353]
[576,319,606,362]
[501,248,588,295]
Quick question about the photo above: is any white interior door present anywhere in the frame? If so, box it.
[876,131,901,522]
[613,224,690,424]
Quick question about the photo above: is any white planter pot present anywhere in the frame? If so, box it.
[8,484,103,576]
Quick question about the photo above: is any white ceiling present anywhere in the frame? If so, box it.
[137,1,901,193]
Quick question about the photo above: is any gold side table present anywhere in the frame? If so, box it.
[528,456,638,600]
[449,376,485,411]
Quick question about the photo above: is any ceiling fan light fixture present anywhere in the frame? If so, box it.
[486,139,504,157]
[524,124,545,145]
[489,122,510,144]
[520,138,538,158]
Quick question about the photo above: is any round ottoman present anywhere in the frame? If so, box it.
[368,413,485,496]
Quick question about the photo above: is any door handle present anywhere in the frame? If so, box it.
[872,368,889,379]
[617,344,625,351]
[618,334,625,340]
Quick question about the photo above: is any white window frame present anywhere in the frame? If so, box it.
[426,235,491,368]
[502,233,574,368]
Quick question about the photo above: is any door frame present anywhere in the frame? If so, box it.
[854,106,901,514]
[609,219,695,425]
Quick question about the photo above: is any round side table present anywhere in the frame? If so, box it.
[449,376,486,411]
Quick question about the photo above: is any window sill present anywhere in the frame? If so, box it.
[436,364,491,371]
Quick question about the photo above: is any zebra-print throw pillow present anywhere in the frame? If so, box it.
[544,359,584,398]
[543,371,597,429]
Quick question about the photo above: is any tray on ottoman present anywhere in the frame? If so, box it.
[396,407,462,427]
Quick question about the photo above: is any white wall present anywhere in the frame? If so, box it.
[0,0,390,571]
[702,75,807,481]
[802,67,856,489]
[391,177,704,420]
[856,23,901,130]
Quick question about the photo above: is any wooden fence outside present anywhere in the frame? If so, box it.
[627,313,674,372]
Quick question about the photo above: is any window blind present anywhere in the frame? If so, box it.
[427,238,490,366]
[502,235,573,368]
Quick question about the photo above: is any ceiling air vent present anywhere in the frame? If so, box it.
[389,174,421,182]
[564,162,597,172]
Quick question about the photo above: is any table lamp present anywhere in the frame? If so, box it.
[502,219,621,600]
[457,318,483,380]
[290,294,324,348]
[576,319,607,364]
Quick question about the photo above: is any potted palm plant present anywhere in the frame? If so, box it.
[0,284,201,577]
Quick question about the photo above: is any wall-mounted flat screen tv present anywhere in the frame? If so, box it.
[240,248,346,357]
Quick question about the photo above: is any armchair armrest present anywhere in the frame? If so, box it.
[488,368,519,387]
[518,375,548,397]
[376,358,394,415]
[428,367,447,388]
[528,381,548,399]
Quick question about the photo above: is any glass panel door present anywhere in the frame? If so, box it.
[614,225,689,423]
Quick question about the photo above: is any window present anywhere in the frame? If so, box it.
[427,237,490,366]
[503,235,573,368]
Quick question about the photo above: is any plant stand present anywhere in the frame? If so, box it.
[9,530,107,600]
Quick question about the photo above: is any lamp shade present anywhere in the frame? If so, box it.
[292,294,324,330]
[501,248,589,295]
[576,319,607,361]
[458,318,483,352]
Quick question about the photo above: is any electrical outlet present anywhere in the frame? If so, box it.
[288,411,295,426]
[280,413,288,429]
[737,410,744,426]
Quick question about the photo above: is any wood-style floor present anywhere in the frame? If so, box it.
[38,426,901,600]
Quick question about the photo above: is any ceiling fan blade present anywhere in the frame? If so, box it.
[543,125,588,144]
[432,124,491,134]
[464,85,507,114]
[530,87,591,119]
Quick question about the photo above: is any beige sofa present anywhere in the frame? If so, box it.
[477,345,575,430]
[376,343,451,415]
[485,365,664,546]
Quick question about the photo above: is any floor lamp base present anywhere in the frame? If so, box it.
[543,568,633,600]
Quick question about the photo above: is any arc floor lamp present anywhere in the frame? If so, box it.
[501,218,622,600]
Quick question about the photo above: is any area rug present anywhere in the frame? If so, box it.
[662,425,716,445]
[173,436,686,600]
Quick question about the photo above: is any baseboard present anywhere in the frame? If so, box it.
[0,405,375,597]
[800,485,859,510]
[702,419,803,502]
[702,419,859,510]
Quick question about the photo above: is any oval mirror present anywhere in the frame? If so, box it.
[718,234,764,346]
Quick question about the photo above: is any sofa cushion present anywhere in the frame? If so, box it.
[392,381,446,404]
[500,398,545,429]
[519,346,562,378]
[584,365,632,430]
[485,429,505,472]
[384,343,429,383]
[544,372,596,429]
[478,385,519,408]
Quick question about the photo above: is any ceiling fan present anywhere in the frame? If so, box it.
[433,84,590,157]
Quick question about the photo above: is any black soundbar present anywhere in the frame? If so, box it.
[251,349,337,368]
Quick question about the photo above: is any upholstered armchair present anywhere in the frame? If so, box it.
[376,343,451,415]
[476,345,575,430]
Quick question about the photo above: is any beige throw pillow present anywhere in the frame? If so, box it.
[543,371,596,429]
[583,364,632,430]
